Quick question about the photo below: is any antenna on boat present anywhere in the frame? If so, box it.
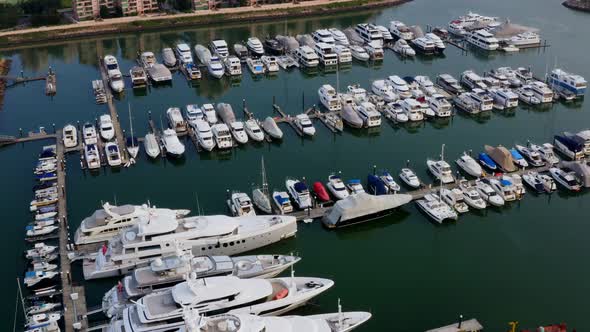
[113,193,118,206]
[441,143,445,161]
[195,193,202,216]
[338,298,343,328]
[128,102,135,149]
[261,156,269,199]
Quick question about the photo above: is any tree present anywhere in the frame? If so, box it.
[19,0,61,26]
[173,0,193,11]
[0,4,20,29]
[99,5,110,18]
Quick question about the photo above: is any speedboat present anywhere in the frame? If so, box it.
[207,55,225,79]
[99,114,115,141]
[379,171,401,193]
[488,178,517,201]
[529,142,560,165]
[312,182,331,203]
[515,144,545,167]
[399,168,420,188]
[478,152,498,171]
[103,55,125,93]
[201,103,218,124]
[24,270,58,289]
[440,188,469,214]
[227,192,256,216]
[326,174,349,200]
[295,114,315,136]
[318,84,342,111]
[346,179,365,195]
[427,159,455,184]
[458,180,486,209]
[62,124,77,148]
[261,56,280,73]
[535,171,557,193]
[247,37,265,57]
[349,45,370,61]
[371,80,398,103]
[522,171,547,194]
[475,179,505,207]
[26,242,57,259]
[84,143,101,169]
[167,107,188,133]
[190,119,216,151]
[244,119,265,142]
[549,167,581,191]
[246,57,265,75]
[510,148,529,168]
[392,39,416,57]
[143,133,160,159]
[161,128,185,157]
[455,152,483,177]
[416,193,458,224]
[286,178,312,209]
[104,142,122,167]
[272,191,293,214]
[230,122,249,144]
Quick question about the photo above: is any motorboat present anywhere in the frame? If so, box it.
[211,124,233,149]
[312,29,336,45]
[553,134,584,160]
[460,70,487,90]
[549,167,581,191]
[62,124,77,148]
[103,55,125,93]
[24,270,58,289]
[105,142,122,167]
[510,148,529,168]
[355,23,384,46]
[312,182,331,203]
[246,37,265,57]
[406,79,425,99]
[216,103,237,125]
[376,25,394,43]
[516,85,541,105]
[185,104,204,122]
[260,56,280,73]
[162,47,177,67]
[261,117,283,139]
[453,94,481,115]
[233,43,249,61]
[378,171,401,193]
[475,179,505,207]
[228,192,256,216]
[341,102,364,128]
[347,84,368,104]
[424,33,445,53]
[31,261,58,272]
[529,142,560,165]
[329,28,350,46]
[175,43,194,64]
[389,21,414,40]
[488,178,517,201]
[440,188,469,213]
[99,114,115,141]
[230,122,249,144]
[547,68,586,97]
[26,242,57,259]
[246,57,265,74]
[276,55,300,70]
[477,152,497,171]
[522,171,547,194]
[414,75,437,96]
[535,171,557,193]
[286,178,312,209]
[318,84,342,111]
[466,29,499,51]
[195,44,224,79]
[25,312,61,330]
[295,114,315,136]
[349,45,370,61]
[314,42,339,66]
[272,191,293,214]
[130,66,148,88]
[346,179,365,195]
[455,152,482,177]
[411,37,436,54]
[26,224,58,237]
[190,119,216,151]
[84,143,101,169]
[573,130,590,155]
[515,144,545,167]
[458,180,486,209]
[26,302,61,316]
[510,174,526,197]
[415,193,458,223]
[355,101,381,127]
[161,128,185,157]
[427,159,455,184]
[331,44,352,63]
[144,133,160,158]
[167,107,187,133]
[400,98,424,121]
[436,74,465,95]
[387,75,412,99]
[140,51,172,83]
[529,81,554,103]
[263,37,284,55]
[201,103,218,124]
[294,46,319,67]
[223,56,242,76]
[392,39,416,57]
[210,39,229,59]
[468,88,494,111]
[482,76,502,90]
[428,94,452,117]
[487,67,522,88]
[244,119,265,142]
[384,102,408,123]
[489,88,519,109]
[371,80,398,102]
[326,174,349,200]
[399,168,420,188]
[364,42,384,61]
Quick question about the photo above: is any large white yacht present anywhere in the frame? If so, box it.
[195,44,224,79]
[548,68,587,97]
[354,23,384,47]
[466,29,499,51]
[318,84,341,111]
[371,79,397,102]
[329,27,350,46]
[286,178,312,209]
[209,39,229,59]
[247,37,265,57]
[174,43,194,64]
[389,20,414,40]
[312,29,336,45]
[427,158,455,184]
[333,44,352,63]
[416,193,458,223]
[529,81,554,103]
[460,70,487,90]
[211,123,233,149]
[189,119,215,151]
[387,75,412,99]
[400,98,424,121]
[294,46,319,68]
[74,202,190,245]
[314,42,339,66]
[356,101,381,127]
[104,55,124,93]
[82,214,298,279]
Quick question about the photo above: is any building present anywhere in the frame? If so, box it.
[119,0,159,16]
[73,0,158,21]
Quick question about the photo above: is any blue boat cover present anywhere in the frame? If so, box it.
[478,153,497,167]
[510,149,524,159]
[107,145,118,152]
[274,195,288,204]
[25,271,37,278]
[294,182,307,193]
[500,179,512,186]
[367,174,388,195]
[25,225,34,230]
[555,135,583,152]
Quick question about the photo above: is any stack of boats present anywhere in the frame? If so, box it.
[23,145,63,332]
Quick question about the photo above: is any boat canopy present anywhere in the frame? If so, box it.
[556,134,584,152]
[367,174,388,195]
[294,182,308,193]
[484,145,517,172]
[25,271,37,278]
[510,149,524,160]
[348,179,361,184]
[500,179,512,186]
[274,194,289,204]
[322,192,412,227]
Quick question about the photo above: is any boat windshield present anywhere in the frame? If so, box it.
[107,64,118,70]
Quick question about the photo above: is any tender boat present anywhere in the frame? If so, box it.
[318,84,342,111]
[161,128,185,157]
[143,133,160,159]
[415,193,458,223]
[475,179,505,207]
[230,122,249,144]
[162,47,177,67]
[349,45,370,61]
[211,123,233,149]
[260,55,280,73]
[104,142,122,167]
[455,152,483,177]
[286,178,312,209]
[440,188,469,214]
[427,159,455,184]
[326,174,349,200]
[62,124,77,148]
[261,117,283,139]
[246,37,265,57]
[272,191,293,214]
[103,55,125,93]
[458,180,486,209]
[190,119,216,151]
[515,144,545,167]
[246,57,265,74]
[529,142,560,165]
[99,114,115,141]
[228,192,256,216]
[549,167,581,191]
[244,119,265,142]
[295,114,315,136]
[478,152,498,171]
[329,28,350,46]
[436,74,465,95]
[399,168,420,188]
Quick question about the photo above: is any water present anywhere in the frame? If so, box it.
[2,0,590,330]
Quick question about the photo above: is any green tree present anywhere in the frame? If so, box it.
[99,5,110,18]
[20,0,61,26]
[173,0,192,11]
[0,4,20,29]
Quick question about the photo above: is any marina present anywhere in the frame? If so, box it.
[2,0,590,331]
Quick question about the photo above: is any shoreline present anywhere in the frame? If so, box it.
[0,0,411,49]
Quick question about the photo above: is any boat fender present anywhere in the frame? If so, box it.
[273,289,289,300]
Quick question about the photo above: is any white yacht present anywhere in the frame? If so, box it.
[529,81,554,103]
[260,56,280,73]
[414,75,437,96]
[356,101,381,127]
[411,37,436,54]
[318,84,341,111]
[294,46,319,67]
[167,107,187,133]
[415,193,458,223]
[469,88,494,111]
[466,29,499,51]
[392,39,416,57]
[354,23,384,46]
[228,192,256,217]
[184,104,203,122]
[144,133,160,159]
[384,102,408,123]
[489,88,519,109]
[246,57,265,74]
[440,188,469,214]
[399,168,420,189]
[364,42,384,61]
[140,51,172,83]
[295,114,315,136]
[161,128,185,157]
[247,37,265,57]
[346,179,365,195]
[312,29,336,45]
[210,39,229,59]
[428,94,452,117]
[378,171,401,193]
[83,122,98,145]
[195,44,224,79]
[105,142,122,167]
[261,117,283,140]
[286,178,312,209]
[99,114,115,140]
[458,180,486,209]
[436,74,465,95]
[201,103,218,124]
[488,178,516,201]
[272,191,293,214]
[401,98,424,121]
[26,242,57,259]
[349,45,370,61]
[347,84,368,104]
[75,202,189,245]
[328,28,350,46]
[455,152,483,177]
[162,47,177,67]
[522,171,548,194]
[516,85,541,105]
[547,68,587,97]
[475,179,504,207]
[425,33,445,53]
[175,43,194,64]
[508,31,541,47]
[82,214,298,279]
[223,56,242,76]
[371,79,398,102]
[326,174,350,200]
[230,122,249,144]
[514,144,545,167]
[84,143,101,169]
[387,75,412,99]
[314,42,339,66]
[389,21,414,40]
[460,70,487,90]
[102,252,301,318]
[333,44,352,63]
[376,25,393,42]
[62,124,77,148]
[244,119,264,142]
[190,119,215,151]
[529,142,559,165]
[211,123,233,149]
[103,55,125,93]
[427,158,455,184]
[549,167,581,191]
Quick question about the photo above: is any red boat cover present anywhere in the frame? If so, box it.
[313,182,330,202]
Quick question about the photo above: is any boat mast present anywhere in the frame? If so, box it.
[261,156,269,198]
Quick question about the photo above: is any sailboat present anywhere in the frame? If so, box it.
[252,156,273,214]
[126,103,139,158]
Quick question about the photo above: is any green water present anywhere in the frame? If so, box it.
[2,0,590,330]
